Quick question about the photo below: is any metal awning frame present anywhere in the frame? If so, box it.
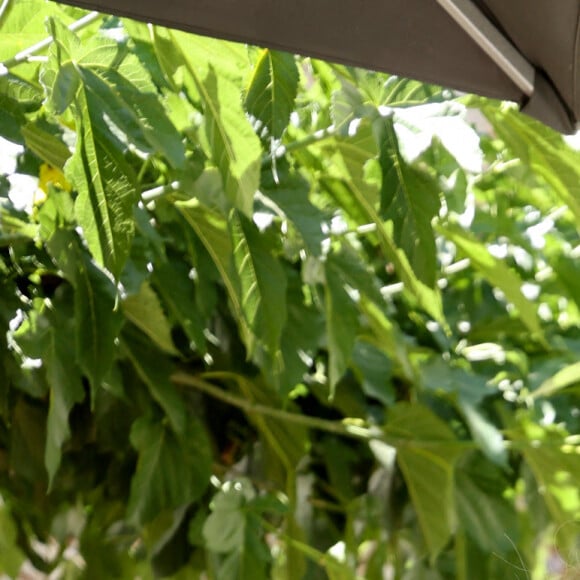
[436,0,535,97]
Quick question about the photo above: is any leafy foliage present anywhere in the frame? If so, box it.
[1,2,580,578]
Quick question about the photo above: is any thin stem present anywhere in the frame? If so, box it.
[380,258,471,298]
[0,11,101,71]
[261,125,336,166]
[141,180,180,202]
[171,371,478,451]
[0,0,10,25]
[172,371,372,442]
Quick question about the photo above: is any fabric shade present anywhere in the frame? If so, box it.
[52,0,580,133]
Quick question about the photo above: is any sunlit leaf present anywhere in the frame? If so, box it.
[123,281,178,356]
[377,116,441,287]
[246,49,299,140]
[162,29,261,215]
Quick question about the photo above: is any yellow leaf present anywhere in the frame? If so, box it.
[38,163,72,193]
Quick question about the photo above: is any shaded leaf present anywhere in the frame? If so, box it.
[455,453,517,554]
[230,210,287,358]
[324,257,359,392]
[440,223,544,341]
[121,324,186,434]
[152,258,207,354]
[386,403,464,558]
[127,415,211,525]
[14,288,85,486]
[21,123,71,169]
[261,169,326,256]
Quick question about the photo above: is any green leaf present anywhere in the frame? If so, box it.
[21,123,71,169]
[439,223,544,342]
[81,67,186,169]
[454,453,517,554]
[376,117,441,287]
[164,29,261,215]
[46,19,138,278]
[127,415,211,525]
[44,300,86,487]
[480,104,580,226]
[532,361,580,399]
[14,288,85,486]
[0,502,25,577]
[75,255,122,390]
[213,372,308,476]
[177,200,251,343]
[351,340,395,405]
[324,257,359,392]
[420,360,507,467]
[260,169,326,256]
[203,480,272,580]
[277,270,324,396]
[230,210,287,358]
[0,74,43,143]
[121,324,186,434]
[245,49,299,140]
[359,298,416,383]
[49,61,81,115]
[152,258,207,354]
[66,86,138,278]
[386,403,464,558]
[321,176,443,323]
[122,281,178,356]
[523,438,580,546]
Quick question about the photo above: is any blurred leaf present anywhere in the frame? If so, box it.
[321,176,443,323]
[522,432,580,544]
[14,288,85,486]
[48,232,123,392]
[481,105,580,226]
[203,480,275,580]
[0,502,25,577]
[177,199,253,348]
[351,340,395,405]
[532,361,580,399]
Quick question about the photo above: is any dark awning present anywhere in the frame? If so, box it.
[52,0,580,133]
